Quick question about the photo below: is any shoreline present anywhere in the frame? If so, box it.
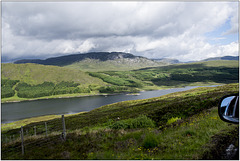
[0,87,179,104]
[1,92,125,104]
[1,83,226,126]
[1,83,223,104]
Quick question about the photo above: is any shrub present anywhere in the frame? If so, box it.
[167,117,181,125]
[109,115,155,130]
[183,130,196,137]
[110,121,128,130]
[142,132,159,149]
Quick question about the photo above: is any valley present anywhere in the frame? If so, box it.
[1,52,239,159]
[1,54,239,103]
[2,2,239,159]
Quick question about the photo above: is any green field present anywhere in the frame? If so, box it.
[1,83,239,159]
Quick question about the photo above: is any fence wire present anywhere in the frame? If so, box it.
[2,115,66,157]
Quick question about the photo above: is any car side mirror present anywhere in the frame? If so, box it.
[218,93,239,124]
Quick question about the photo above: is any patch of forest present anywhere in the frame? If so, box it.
[89,61,239,87]
[2,80,91,98]
[1,79,19,98]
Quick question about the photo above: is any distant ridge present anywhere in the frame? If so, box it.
[203,56,239,61]
[14,52,166,71]
[13,54,239,66]
[14,52,155,65]
[152,58,180,64]
[151,56,239,64]
[14,52,138,66]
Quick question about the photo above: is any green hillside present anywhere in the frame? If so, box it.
[1,60,239,102]
[89,60,239,90]
[1,63,109,102]
[1,63,106,85]
[2,83,239,159]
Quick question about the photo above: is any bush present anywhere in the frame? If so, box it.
[109,115,155,130]
[110,121,128,129]
[167,117,181,125]
[142,132,159,149]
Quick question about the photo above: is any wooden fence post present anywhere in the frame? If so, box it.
[34,126,37,136]
[45,122,48,137]
[21,126,24,155]
[62,115,66,141]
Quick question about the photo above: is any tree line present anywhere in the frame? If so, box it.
[1,79,19,98]
[2,80,91,99]
[1,79,140,99]
[16,81,92,98]
[89,72,142,87]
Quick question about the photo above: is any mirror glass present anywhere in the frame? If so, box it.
[219,95,239,124]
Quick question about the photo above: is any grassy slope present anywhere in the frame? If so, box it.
[201,60,239,67]
[2,83,239,159]
[1,63,106,85]
[1,63,108,102]
[66,59,239,72]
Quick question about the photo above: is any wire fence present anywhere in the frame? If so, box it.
[1,115,66,156]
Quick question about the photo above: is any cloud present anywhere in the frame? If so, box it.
[2,1,238,62]
[223,12,238,35]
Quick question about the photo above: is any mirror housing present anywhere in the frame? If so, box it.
[218,93,239,124]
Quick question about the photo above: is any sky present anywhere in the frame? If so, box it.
[1,1,239,63]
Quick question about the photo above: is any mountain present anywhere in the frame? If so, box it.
[14,52,166,71]
[154,56,239,64]
[202,56,239,61]
[14,52,136,66]
[152,58,180,64]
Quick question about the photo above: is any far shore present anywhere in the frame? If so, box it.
[1,82,223,104]
[1,86,164,104]
[1,92,125,104]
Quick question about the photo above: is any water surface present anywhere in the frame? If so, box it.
[1,86,216,123]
